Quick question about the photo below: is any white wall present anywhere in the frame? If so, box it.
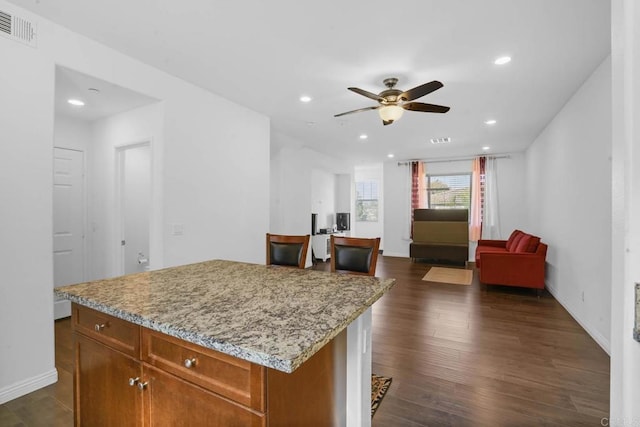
[0,0,269,403]
[270,139,352,237]
[335,174,351,214]
[89,103,163,278]
[54,115,91,152]
[311,168,337,230]
[610,0,640,422]
[0,18,57,402]
[162,91,269,267]
[525,57,612,352]
[270,137,352,265]
[382,156,525,259]
[496,152,527,238]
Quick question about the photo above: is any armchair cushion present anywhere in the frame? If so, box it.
[505,229,523,251]
[514,234,541,253]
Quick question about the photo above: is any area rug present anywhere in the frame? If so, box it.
[371,374,392,417]
[422,267,473,286]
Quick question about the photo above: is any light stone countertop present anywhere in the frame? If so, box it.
[54,259,396,373]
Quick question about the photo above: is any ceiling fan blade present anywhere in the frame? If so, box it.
[383,119,394,126]
[398,81,443,102]
[403,102,450,113]
[334,105,379,117]
[348,87,386,103]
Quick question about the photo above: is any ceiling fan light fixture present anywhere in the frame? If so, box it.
[378,104,404,122]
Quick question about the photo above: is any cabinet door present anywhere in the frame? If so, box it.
[142,365,265,427]
[75,334,142,427]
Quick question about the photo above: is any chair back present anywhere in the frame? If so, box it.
[330,236,381,276]
[266,233,310,269]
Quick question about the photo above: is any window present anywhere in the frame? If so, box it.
[426,174,471,210]
[355,180,378,221]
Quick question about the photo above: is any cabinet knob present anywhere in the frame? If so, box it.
[184,358,197,369]
[137,381,148,391]
[128,377,139,387]
[94,323,106,332]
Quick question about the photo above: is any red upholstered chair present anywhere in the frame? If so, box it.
[330,236,381,276]
[266,233,310,269]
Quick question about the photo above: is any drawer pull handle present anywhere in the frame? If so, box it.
[94,323,106,332]
[184,358,197,369]
[128,377,140,387]
[137,381,148,391]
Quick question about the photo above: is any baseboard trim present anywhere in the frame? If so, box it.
[0,368,58,405]
[545,283,611,355]
[381,252,409,258]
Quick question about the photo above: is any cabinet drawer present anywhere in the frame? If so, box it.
[142,328,265,411]
[72,303,140,357]
[144,366,266,427]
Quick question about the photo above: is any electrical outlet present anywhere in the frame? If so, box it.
[172,223,184,236]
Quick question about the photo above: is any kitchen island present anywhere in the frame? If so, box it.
[55,259,395,426]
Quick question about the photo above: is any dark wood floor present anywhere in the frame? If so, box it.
[0,256,609,426]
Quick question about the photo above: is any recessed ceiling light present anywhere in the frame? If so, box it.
[494,56,511,65]
[67,99,85,106]
[482,146,491,151]
[359,134,368,140]
[387,154,395,158]
[299,95,312,103]
[484,119,497,125]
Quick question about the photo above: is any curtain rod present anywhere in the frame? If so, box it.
[397,154,511,166]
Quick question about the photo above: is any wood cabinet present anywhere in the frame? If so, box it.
[72,303,341,426]
[143,366,265,427]
[74,333,141,426]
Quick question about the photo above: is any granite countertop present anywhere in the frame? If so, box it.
[55,259,395,373]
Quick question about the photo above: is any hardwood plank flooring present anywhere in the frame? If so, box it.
[0,256,609,426]
[368,257,610,426]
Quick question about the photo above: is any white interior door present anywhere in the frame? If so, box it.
[118,143,151,275]
[53,148,85,319]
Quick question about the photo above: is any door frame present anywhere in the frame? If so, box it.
[53,146,87,319]
[114,139,152,276]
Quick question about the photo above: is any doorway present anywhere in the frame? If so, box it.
[52,147,85,319]
[116,142,151,275]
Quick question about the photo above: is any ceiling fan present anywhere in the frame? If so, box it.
[334,78,450,125]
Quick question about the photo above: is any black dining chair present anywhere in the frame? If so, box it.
[266,233,310,269]
[330,236,381,276]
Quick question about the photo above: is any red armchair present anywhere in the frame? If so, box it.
[475,230,547,290]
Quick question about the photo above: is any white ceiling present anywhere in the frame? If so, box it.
[13,0,611,164]
[55,66,159,121]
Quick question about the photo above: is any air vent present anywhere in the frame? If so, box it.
[0,10,37,47]
[430,137,451,144]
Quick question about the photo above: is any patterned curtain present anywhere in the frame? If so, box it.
[469,157,486,241]
[410,161,426,238]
